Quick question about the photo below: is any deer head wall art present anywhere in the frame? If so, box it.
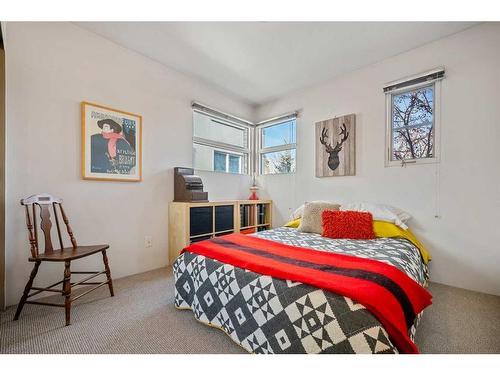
[315,114,356,177]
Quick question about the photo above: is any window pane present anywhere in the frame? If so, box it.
[262,149,296,174]
[393,125,434,160]
[193,143,214,171]
[194,143,246,174]
[214,151,227,172]
[228,155,240,174]
[193,111,247,148]
[391,85,434,161]
[262,120,296,148]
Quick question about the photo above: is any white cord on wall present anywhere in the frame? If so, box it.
[434,82,442,219]
[434,162,441,219]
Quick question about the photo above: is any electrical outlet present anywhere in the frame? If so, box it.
[145,236,153,248]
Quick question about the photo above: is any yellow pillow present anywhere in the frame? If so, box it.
[284,218,301,228]
[283,218,430,264]
[373,221,431,264]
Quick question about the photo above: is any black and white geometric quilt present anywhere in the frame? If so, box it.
[174,227,428,354]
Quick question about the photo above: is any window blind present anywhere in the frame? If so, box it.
[383,68,445,94]
[256,111,299,127]
[191,101,253,127]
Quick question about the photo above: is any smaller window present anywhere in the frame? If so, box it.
[213,150,242,174]
[385,71,442,166]
[258,119,297,175]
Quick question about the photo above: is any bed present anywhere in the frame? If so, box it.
[173,227,429,354]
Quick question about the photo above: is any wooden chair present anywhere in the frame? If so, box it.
[14,193,114,326]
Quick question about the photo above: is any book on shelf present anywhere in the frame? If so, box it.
[257,204,266,225]
[240,204,254,228]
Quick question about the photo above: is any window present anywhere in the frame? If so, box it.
[214,151,242,174]
[258,119,297,174]
[385,69,443,166]
[193,110,250,174]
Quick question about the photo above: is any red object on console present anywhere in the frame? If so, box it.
[322,210,375,240]
[248,186,259,200]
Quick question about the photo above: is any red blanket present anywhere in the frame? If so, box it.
[182,234,432,354]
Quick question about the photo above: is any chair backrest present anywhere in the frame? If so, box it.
[20,194,77,257]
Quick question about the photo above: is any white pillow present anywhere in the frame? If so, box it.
[340,202,411,230]
[290,204,305,221]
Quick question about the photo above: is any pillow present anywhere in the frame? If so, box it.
[298,201,340,234]
[290,204,305,221]
[340,202,411,230]
[373,220,431,264]
[322,210,375,240]
[290,201,334,221]
[284,218,301,228]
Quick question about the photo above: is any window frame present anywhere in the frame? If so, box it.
[192,109,252,175]
[213,150,243,174]
[385,79,441,167]
[257,118,297,175]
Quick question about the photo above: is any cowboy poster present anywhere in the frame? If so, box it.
[81,102,142,181]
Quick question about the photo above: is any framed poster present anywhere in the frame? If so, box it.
[315,113,355,177]
[81,102,142,182]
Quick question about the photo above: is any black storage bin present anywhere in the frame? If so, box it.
[189,206,213,236]
[215,205,234,233]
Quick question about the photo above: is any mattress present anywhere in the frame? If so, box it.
[173,227,428,354]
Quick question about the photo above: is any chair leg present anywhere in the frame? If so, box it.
[102,250,114,297]
[63,260,72,326]
[13,261,41,321]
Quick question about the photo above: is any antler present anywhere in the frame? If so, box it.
[319,127,334,153]
[333,123,349,152]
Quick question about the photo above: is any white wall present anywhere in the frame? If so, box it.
[256,23,500,296]
[4,22,499,306]
[3,22,252,306]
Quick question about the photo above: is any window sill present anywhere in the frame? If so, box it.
[195,169,248,176]
[259,172,296,176]
[385,158,439,168]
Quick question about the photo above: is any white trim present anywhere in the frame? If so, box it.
[385,80,441,167]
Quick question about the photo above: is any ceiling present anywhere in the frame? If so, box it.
[76,22,477,106]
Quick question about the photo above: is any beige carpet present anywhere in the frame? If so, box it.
[1,267,499,354]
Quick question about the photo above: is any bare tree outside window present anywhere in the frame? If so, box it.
[263,149,296,174]
[391,85,434,161]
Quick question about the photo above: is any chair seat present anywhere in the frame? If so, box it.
[29,245,109,262]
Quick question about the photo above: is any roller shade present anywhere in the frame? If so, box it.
[191,101,253,127]
[383,68,445,94]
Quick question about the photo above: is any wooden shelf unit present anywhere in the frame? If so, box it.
[168,199,272,264]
